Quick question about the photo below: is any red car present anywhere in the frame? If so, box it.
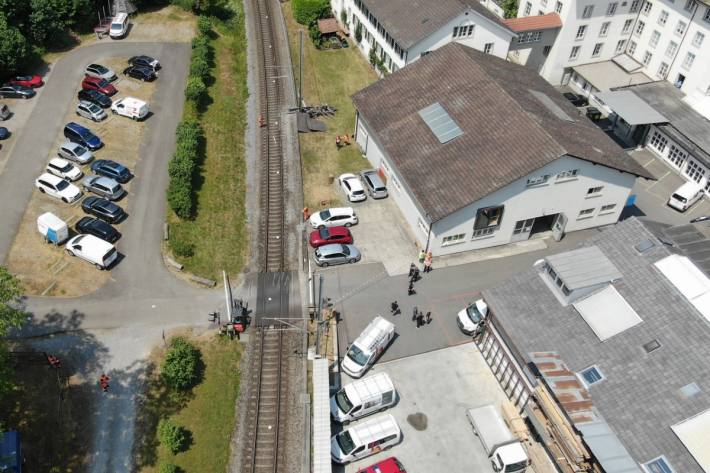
[309,226,353,248]
[357,457,406,473]
[8,75,43,88]
[81,76,117,96]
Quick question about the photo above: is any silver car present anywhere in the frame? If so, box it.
[85,63,117,82]
[82,175,125,200]
[314,244,361,267]
[76,100,107,122]
[58,141,93,164]
[360,169,388,199]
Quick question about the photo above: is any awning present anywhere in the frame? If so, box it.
[596,90,668,125]
[572,61,653,91]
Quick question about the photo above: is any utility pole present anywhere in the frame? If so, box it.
[299,30,304,106]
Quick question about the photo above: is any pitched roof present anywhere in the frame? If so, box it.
[317,18,339,34]
[482,217,710,473]
[351,43,652,222]
[358,0,512,50]
[502,13,562,32]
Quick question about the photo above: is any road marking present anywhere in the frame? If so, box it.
[646,171,670,190]
[642,158,656,168]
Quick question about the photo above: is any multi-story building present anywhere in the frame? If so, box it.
[351,43,650,256]
[329,0,516,74]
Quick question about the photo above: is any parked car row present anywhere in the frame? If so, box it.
[339,169,388,202]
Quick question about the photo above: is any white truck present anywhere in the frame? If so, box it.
[111,97,149,120]
[467,404,529,473]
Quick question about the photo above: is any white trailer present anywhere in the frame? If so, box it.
[467,404,529,473]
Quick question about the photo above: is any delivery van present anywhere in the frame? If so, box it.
[109,12,129,39]
[331,414,401,464]
[65,234,118,269]
[37,212,69,245]
[331,372,396,423]
[467,404,529,473]
[111,97,149,120]
[341,316,395,379]
[668,181,704,212]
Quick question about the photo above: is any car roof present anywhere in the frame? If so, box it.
[324,207,354,215]
[321,226,349,236]
[66,122,88,132]
[49,157,70,167]
[366,457,403,473]
[317,243,347,255]
[94,176,117,185]
[38,173,63,184]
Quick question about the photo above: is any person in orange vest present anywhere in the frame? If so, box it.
[302,207,310,221]
[335,135,342,148]
[99,374,110,392]
[257,115,266,127]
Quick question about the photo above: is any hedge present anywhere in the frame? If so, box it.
[292,0,330,25]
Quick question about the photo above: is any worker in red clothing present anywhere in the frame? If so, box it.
[46,354,61,369]
[99,374,110,392]
[302,207,310,221]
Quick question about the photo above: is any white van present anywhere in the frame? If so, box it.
[65,234,118,269]
[456,299,488,335]
[331,414,401,464]
[109,12,129,39]
[341,316,395,379]
[668,181,704,212]
[331,372,396,423]
[111,97,149,120]
[37,212,69,245]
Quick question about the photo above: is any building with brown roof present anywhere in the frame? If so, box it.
[352,43,651,256]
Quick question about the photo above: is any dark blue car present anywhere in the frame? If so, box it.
[63,122,102,150]
[91,159,132,183]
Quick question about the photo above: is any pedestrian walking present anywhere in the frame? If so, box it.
[408,263,416,278]
[426,311,432,324]
[390,301,400,315]
[412,306,418,321]
[424,252,433,273]
[413,267,420,282]
[416,313,424,328]
[408,282,416,296]
[99,374,110,393]
[418,250,426,263]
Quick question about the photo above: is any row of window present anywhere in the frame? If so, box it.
[518,31,543,44]
[649,130,710,192]
[352,0,405,60]
[526,169,579,186]
[578,203,617,218]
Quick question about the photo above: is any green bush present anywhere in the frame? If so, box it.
[162,337,202,390]
[354,22,362,43]
[175,119,202,148]
[292,0,330,25]
[168,154,195,181]
[197,15,212,35]
[190,56,210,81]
[170,238,195,258]
[159,463,178,473]
[192,34,209,51]
[170,0,195,11]
[167,180,193,219]
[158,419,187,454]
[185,76,206,102]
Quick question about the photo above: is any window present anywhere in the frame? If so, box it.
[453,24,475,38]
[576,24,588,39]
[543,45,552,56]
[527,174,550,186]
[557,169,579,179]
[524,1,532,14]
[658,10,668,25]
[622,18,633,33]
[642,456,676,473]
[642,50,653,65]
[650,30,661,47]
[474,206,504,231]
[675,21,686,36]
[583,5,594,17]
[600,203,617,212]
[569,45,581,59]
[642,0,653,14]
[684,0,695,11]
[580,366,605,386]
[630,0,641,11]
[417,218,429,235]
[578,208,595,218]
[649,131,667,152]
[705,6,710,22]
[592,42,604,56]
[483,42,494,54]
[599,21,610,36]
[665,41,678,57]
[635,20,645,36]
[587,186,603,195]
[518,31,543,43]
[442,233,466,245]
[682,52,695,69]
[556,0,563,12]
[692,31,705,47]
[629,40,637,54]
[685,160,705,183]
[606,2,618,14]
[615,39,626,53]
[668,145,687,167]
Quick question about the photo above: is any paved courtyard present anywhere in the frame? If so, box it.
[336,343,511,473]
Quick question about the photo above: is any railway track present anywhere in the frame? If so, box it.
[255,0,286,273]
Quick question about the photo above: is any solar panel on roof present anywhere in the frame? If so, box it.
[634,239,655,253]
[418,102,463,144]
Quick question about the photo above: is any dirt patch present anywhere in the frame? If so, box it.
[5,57,158,296]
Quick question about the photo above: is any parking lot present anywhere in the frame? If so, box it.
[336,343,512,473]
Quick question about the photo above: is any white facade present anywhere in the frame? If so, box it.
[331,0,515,74]
[356,114,637,256]
[644,125,710,195]
[508,26,561,73]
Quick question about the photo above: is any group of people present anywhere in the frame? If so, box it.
[389,301,432,328]
[99,374,111,393]
[407,251,433,295]
[335,134,353,148]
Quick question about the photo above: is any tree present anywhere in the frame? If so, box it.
[501,0,519,19]
[292,0,330,25]
[29,0,71,45]
[0,267,26,401]
[0,13,32,74]
[157,419,188,454]
[162,337,202,390]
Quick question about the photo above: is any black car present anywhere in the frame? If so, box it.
[0,84,36,99]
[78,89,112,108]
[563,92,588,107]
[91,159,132,183]
[123,65,157,81]
[75,216,120,243]
[82,196,126,223]
[128,55,161,71]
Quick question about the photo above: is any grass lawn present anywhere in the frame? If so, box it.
[136,334,242,472]
[282,4,378,210]
[167,3,248,280]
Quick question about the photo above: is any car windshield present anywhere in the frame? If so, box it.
[98,79,109,88]
[88,103,101,113]
[110,23,122,30]
[72,144,87,155]
[335,389,354,413]
[74,235,85,244]
[59,163,73,172]
[342,245,350,256]
[346,344,369,367]
[335,431,356,455]
[16,76,31,81]
[93,65,107,73]
[319,210,331,220]
[56,180,69,191]
[505,460,528,472]
[672,193,688,203]
[353,190,365,195]
[80,129,95,140]
[100,202,117,212]
[466,304,484,324]
[318,228,329,239]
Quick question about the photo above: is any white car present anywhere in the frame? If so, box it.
[35,173,82,203]
[309,207,358,229]
[339,173,367,202]
[456,299,488,335]
[58,141,93,164]
[46,158,83,182]
[65,234,118,270]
